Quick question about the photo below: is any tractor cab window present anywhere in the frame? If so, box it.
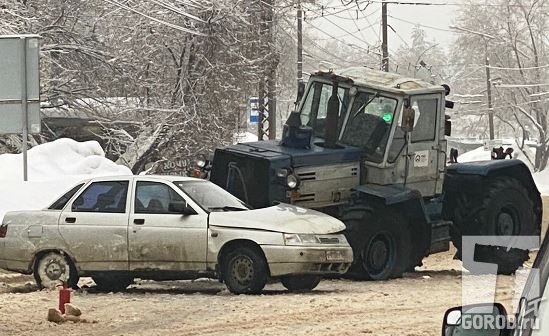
[340,92,397,163]
[300,82,349,138]
[411,98,438,142]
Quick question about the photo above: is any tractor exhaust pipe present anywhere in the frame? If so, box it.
[324,83,340,148]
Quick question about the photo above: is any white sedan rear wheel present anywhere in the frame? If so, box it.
[34,252,77,289]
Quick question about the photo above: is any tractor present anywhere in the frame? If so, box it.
[201,67,542,280]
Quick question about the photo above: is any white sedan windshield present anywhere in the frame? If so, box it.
[174,180,248,212]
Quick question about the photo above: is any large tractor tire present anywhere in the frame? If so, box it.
[342,207,411,280]
[281,275,321,292]
[92,275,134,292]
[448,177,535,274]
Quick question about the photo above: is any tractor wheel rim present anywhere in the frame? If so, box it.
[231,256,254,285]
[364,233,395,276]
[497,206,519,236]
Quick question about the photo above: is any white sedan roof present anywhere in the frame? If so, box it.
[81,175,203,183]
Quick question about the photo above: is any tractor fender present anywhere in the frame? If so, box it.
[443,159,542,233]
[351,184,431,259]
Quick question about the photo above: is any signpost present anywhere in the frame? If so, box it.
[249,97,259,124]
[0,35,41,181]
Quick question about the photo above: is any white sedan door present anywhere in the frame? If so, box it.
[128,179,208,271]
[58,179,130,271]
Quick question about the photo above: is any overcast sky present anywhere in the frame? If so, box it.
[307,1,461,56]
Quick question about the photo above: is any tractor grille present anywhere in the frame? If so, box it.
[297,171,316,181]
[291,162,360,208]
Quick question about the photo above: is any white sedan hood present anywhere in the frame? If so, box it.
[208,203,345,234]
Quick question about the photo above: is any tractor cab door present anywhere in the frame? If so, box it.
[405,94,443,197]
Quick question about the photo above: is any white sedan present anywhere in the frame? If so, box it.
[0,175,352,294]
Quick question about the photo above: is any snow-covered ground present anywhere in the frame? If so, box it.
[234,131,258,143]
[535,169,549,196]
[0,138,131,222]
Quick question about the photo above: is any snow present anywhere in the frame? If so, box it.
[458,144,549,196]
[458,143,534,169]
[0,138,131,222]
[234,131,258,143]
[534,169,549,196]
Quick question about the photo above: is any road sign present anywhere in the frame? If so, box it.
[0,35,41,134]
[249,97,259,124]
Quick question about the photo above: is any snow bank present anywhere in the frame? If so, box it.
[0,138,130,181]
[458,144,533,166]
[234,132,258,143]
[0,138,131,221]
[534,169,549,196]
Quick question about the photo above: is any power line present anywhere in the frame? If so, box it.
[310,20,381,41]
[388,14,455,32]
[147,0,206,23]
[316,11,379,48]
[455,97,549,115]
[358,0,549,7]
[347,5,377,45]
[281,18,367,67]
[495,83,549,88]
[102,0,206,35]
[303,20,378,56]
[305,7,379,21]
[488,64,549,71]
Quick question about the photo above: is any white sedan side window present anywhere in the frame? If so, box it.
[135,181,185,214]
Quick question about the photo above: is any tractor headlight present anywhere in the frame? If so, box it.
[196,159,206,168]
[286,174,299,189]
[283,233,320,245]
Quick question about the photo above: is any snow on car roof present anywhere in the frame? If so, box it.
[86,175,202,182]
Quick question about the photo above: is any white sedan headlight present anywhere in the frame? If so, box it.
[283,233,320,245]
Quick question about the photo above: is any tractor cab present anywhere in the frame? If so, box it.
[282,68,448,199]
[210,67,448,209]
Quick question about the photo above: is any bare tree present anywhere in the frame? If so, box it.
[450,0,549,170]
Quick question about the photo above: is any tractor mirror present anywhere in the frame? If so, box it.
[401,106,415,133]
[296,81,306,103]
[445,114,452,136]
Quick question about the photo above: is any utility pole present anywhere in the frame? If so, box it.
[257,0,278,141]
[449,26,496,140]
[297,0,303,85]
[381,1,389,72]
[485,56,495,140]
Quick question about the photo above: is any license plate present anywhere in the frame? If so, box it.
[326,250,345,261]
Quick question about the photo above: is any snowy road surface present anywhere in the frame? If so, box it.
[0,248,531,336]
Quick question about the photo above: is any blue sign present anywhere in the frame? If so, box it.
[249,97,259,124]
